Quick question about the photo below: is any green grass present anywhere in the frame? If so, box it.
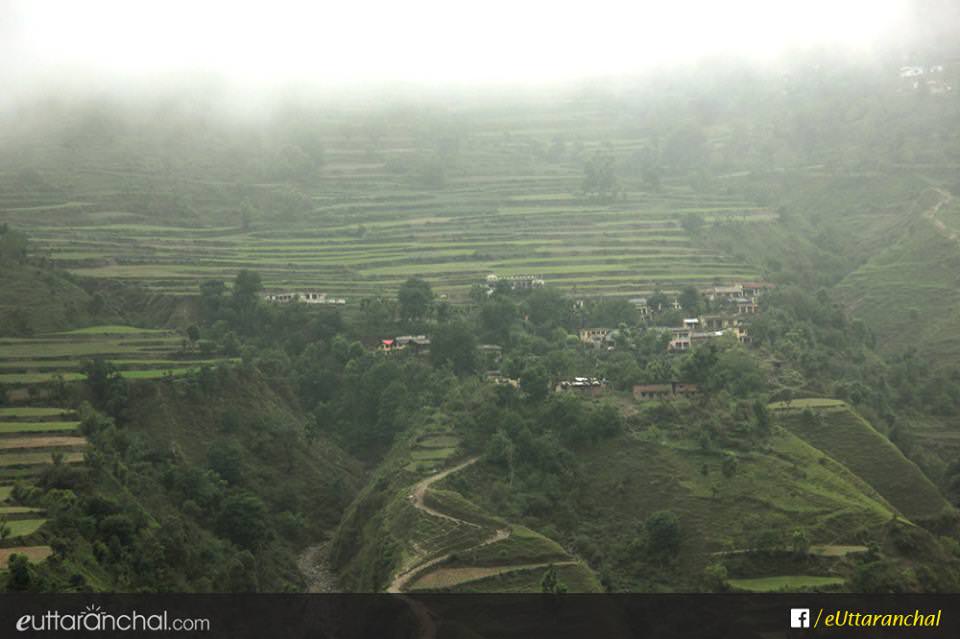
[0,506,44,516]
[5,518,46,539]
[0,367,203,385]
[410,448,456,462]
[0,422,81,434]
[0,451,85,467]
[445,526,569,568]
[779,403,949,520]
[0,486,11,501]
[449,428,898,590]
[726,575,845,592]
[769,398,846,411]
[0,407,72,418]
[53,325,169,335]
[444,563,602,593]
[418,435,460,449]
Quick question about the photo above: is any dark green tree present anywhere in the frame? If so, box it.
[431,321,478,375]
[645,510,681,556]
[397,277,434,322]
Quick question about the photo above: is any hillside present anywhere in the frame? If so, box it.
[12,367,366,591]
[775,401,950,521]
[330,421,599,593]
[442,424,907,592]
[834,188,960,366]
[0,263,101,336]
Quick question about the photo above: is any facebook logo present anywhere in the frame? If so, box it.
[790,608,811,628]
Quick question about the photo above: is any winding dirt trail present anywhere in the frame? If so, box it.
[387,456,511,594]
[922,188,958,244]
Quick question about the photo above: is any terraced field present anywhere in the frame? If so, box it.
[776,401,949,521]
[0,406,84,572]
[0,326,228,389]
[727,575,845,592]
[389,445,598,593]
[0,120,768,301]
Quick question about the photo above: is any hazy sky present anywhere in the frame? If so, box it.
[1,0,910,93]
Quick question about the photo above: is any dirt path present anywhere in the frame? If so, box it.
[387,457,511,594]
[408,560,578,591]
[296,541,339,593]
[922,188,958,244]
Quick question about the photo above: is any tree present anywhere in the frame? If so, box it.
[581,156,618,199]
[753,400,771,433]
[186,325,201,343]
[677,286,702,314]
[520,364,550,402]
[431,321,478,375]
[199,279,227,322]
[82,358,128,422]
[217,492,271,550]
[397,277,434,322]
[0,516,10,542]
[525,288,569,329]
[703,562,728,591]
[680,212,706,234]
[541,564,568,594]
[6,553,32,591]
[479,297,517,344]
[790,528,810,555]
[648,289,670,312]
[208,440,244,485]
[645,510,681,556]
[232,270,263,311]
[0,224,29,264]
[486,430,516,484]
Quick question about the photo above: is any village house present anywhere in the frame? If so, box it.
[668,327,691,352]
[486,372,519,388]
[556,377,607,397]
[629,297,650,318]
[740,281,775,298]
[632,381,699,401]
[691,330,725,346]
[579,327,612,346]
[264,291,346,305]
[702,284,743,302]
[485,273,545,293]
[378,335,431,354]
[700,314,737,330]
[734,297,759,315]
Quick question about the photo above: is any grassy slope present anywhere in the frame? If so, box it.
[331,425,599,592]
[125,370,365,534]
[834,203,960,366]
[777,403,949,520]
[0,264,99,335]
[452,427,899,590]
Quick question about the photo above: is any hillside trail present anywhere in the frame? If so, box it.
[387,456,511,594]
[922,188,958,245]
[296,540,339,593]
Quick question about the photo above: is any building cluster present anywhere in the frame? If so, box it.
[264,291,346,305]
[665,318,750,352]
[555,377,607,397]
[378,335,431,354]
[581,281,772,352]
[484,273,545,294]
[899,64,953,95]
[632,382,699,402]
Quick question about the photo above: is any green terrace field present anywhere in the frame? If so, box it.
[727,575,845,593]
[776,401,949,521]
[0,327,231,387]
[0,115,768,301]
[0,405,85,571]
